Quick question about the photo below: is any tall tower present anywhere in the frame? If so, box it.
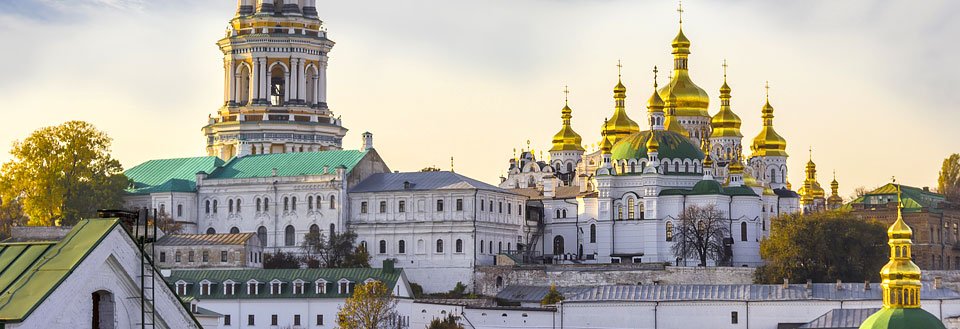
[709,61,744,181]
[549,87,585,185]
[204,0,347,160]
[658,3,711,146]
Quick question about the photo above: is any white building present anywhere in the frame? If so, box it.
[0,218,199,328]
[348,171,528,293]
[165,264,413,329]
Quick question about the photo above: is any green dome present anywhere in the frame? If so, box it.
[859,308,945,329]
[691,180,723,194]
[611,130,704,162]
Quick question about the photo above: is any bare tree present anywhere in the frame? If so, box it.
[670,205,731,266]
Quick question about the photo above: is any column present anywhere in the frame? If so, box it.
[223,59,230,104]
[260,58,269,104]
[227,60,236,104]
[284,70,291,103]
[297,59,306,102]
[250,59,259,104]
[312,76,319,106]
[318,61,327,104]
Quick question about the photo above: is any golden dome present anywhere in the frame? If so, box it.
[550,104,585,152]
[645,133,660,153]
[750,97,788,157]
[658,27,710,118]
[672,28,691,50]
[648,87,665,112]
[664,91,689,137]
[729,160,744,174]
[603,78,640,144]
[710,79,743,138]
[614,80,627,94]
[600,134,613,154]
[875,183,924,311]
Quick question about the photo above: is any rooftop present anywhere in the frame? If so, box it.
[166,267,403,299]
[124,156,224,195]
[845,183,947,213]
[155,233,257,247]
[207,150,369,179]
[350,171,512,194]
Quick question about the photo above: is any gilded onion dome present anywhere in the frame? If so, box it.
[550,103,585,152]
[664,91,689,137]
[797,150,826,199]
[657,27,710,118]
[602,74,640,144]
[750,86,788,157]
[710,69,743,138]
[828,172,843,205]
[645,133,660,153]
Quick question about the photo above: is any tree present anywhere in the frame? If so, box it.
[337,280,399,329]
[302,230,370,268]
[540,283,564,305]
[0,121,128,226]
[154,212,184,235]
[263,250,301,269]
[346,242,371,268]
[0,193,26,240]
[427,314,465,329]
[754,210,887,284]
[670,205,731,266]
[939,154,960,202]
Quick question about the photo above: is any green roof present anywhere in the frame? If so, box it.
[166,267,401,299]
[207,150,368,179]
[659,180,758,197]
[858,308,946,329]
[611,130,704,164]
[844,183,945,213]
[0,219,119,322]
[125,156,225,195]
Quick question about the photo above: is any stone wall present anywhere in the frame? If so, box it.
[474,264,756,297]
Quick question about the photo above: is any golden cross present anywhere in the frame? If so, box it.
[653,66,659,86]
[617,60,623,79]
[677,0,684,25]
[563,85,570,104]
[765,81,770,100]
[722,59,728,79]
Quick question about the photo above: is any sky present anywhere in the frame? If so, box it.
[0,0,958,199]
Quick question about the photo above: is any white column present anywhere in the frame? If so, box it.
[297,59,306,102]
[283,70,291,103]
[223,60,230,104]
[319,61,327,104]
[250,60,259,103]
[227,60,236,104]
[235,75,243,104]
[312,76,319,105]
[260,58,269,104]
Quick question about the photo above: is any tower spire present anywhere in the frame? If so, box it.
[677,0,684,26]
[647,66,666,131]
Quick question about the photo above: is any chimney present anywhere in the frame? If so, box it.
[864,280,871,290]
[935,276,943,289]
[924,186,931,192]
[782,278,789,289]
[836,279,842,290]
[382,259,395,274]
[196,171,208,187]
[271,168,278,177]
[362,132,374,151]
[322,165,330,175]
[805,279,812,290]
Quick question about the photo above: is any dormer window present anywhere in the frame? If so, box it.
[176,280,188,296]
[199,280,212,296]
[364,278,378,285]
[293,280,305,295]
[315,280,328,294]
[247,280,260,295]
[338,279,351,294]
[270,279,284,294]
[223,280,237,295]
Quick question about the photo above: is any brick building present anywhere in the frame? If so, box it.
[847,183,960,270]
[154,233,263,269]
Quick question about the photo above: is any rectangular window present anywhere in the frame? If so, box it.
[379,201,386,213]
[507,203,512,214]
[175,252,182,263]
[159,252,166,263]
[202,251,209,263]
[317,314,324,325]
[481,200,485,211]
[247,315,255,326]
[361,201,368,214]
[437,199,444,212]
[225,283,235,295]
[294,314,301,326]
[456,199,463,211]
[221,250,228,263]
[271,314,278,326]
[224,314,231,325]
[399,200,406,213]
[731,311,739,324]
[499,202,503,213]
[188,251,195,262]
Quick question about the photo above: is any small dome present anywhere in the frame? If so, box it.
[647,88,665,112]
[710,81,743,138]
[610,130,704,164]
[691,179,723,194]
[751,100,788,157]
[672,28,691,49]
[550,104,585,152]
[859,308,945,329]
[614,80,627,94]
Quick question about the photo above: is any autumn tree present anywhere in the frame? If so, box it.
[0,121,128,226]
[0,193,26,240]
[337,280,399,329]
[263,250,301,269]
[301,229,370,268]
[939,154,960,202]
[670,204,732,266]
[754,210,887,284]
[427,314,465,329]
[540,283,564,305]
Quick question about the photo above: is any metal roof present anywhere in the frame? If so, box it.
[350,171,511,194]
[496,285,593,303]
[166,268,403,299]
[0,219,120,322]
[559,283,960,302]
[155,233,256,246]
[124,156,224,195]
[206,150,368,180]
[799,308,880,329]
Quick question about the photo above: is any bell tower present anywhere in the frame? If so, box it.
[204,0,347,159]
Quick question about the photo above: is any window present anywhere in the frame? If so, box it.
[293,280,305,294]
[230,226,239,234]
[256,198,262,212]
[480,240,485,253]
[338,280,350,294]
[315,280,328,294]
[740,222,748,242]
[489,241,493,253]
[508,203,512,214]
[456,199,463,211]
[294,314,301,326]
[590,224,596,243]
[437,199,444,212]
[284,197,289,211]
[236,199,241,212]
[498,242,502,253]
[177,204,183,217]
[316,195,322,210]
[247,280,260,294]
[247,315,255,326]
[308,196,314,210]
[489,201,493,212]
[330,223,336,237]
[436,239,444,253]
[518,204,523,216]
[361,201,368,213]
[229,199,234,213]
[206,227,216,234]
[271,314,278,326]
[379,201,386,213]
[176,281,187,295]
[92,291,115,329]
[456,239,463,253]
[329,195,336,209]
[263,197,269,211]
[553,236,564,254]
[399,200,406,213]
[317,314,324,325]
[175,251,182,263]
[159,252,166,263]
[213,200,218,213]
[666,222,674,242]
[379,240,387,254]
[221,250,228,263]
[481,200,485,211]
[292,197,297,211]
[188,251,195,262]
[398,240,406,254]
[285,225,295,246]
[200,280,211,295]
[224,281,236,295]
[499,202,503,213]
[205,200,210,214]
[628,197,636,219]
[270,280,283,294]
[224,314,231,326]
[257,226,267,247]
[731,311,739,324]
[202,251,209,263]
[617,205,623,220]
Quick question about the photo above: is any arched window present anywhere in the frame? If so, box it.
[329,195,336,209]
[316,195,322,210]
[229,199,234,213]
[308,196,314,210]
[770,168,778,183]
[627,197,636,219]
[740,222,748,242]
[567,163,574,173]
[291,197,297,211]
[284,197,289,211]
[489,241,493,254]
[230,227,240,234]
[562,209,567,218]
[257,226,267,247]
[398,240,406,254]
[329,223,336,237]
[177,204,183,217]
[639,202,645,220]
[417,239,425,253]
[263,197,269,211]
[92,290,115,329]
[508,242,511,251]
[213,200,218,213]
[206,227,216,234]
[236,63,251,105]
[630,162,636,173]
[666,222,674,242]
[556,209,561,218]
[205,200,210,214]
[590,224,596,243]
[256,198,262,212]
[496,276,504,289]
[617,205,623,220]
[498,241,502,253]
[236,199,241,212]
[284,225,296,246]
[436,239,444,253]
[305,65,318,104]
[456,239,463,253]
[480,240,485,253]
[379,240,387,254]
[553,235,565,255]
[309,224,320,237]
[269,63,287,106]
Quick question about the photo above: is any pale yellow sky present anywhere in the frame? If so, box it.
[0,0,958,198]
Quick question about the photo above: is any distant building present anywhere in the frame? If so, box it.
[165,263,413,329]
[0,218,199,328]
[154,233,263,269]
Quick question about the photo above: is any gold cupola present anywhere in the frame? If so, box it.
[750,82,788,157]
[550,90,585,152]
[880,183,922,308]
[664,90,689,137]
[648,66,666,131]
[710,62,743,138]
[602,62,640,145]
[657,15,710,118]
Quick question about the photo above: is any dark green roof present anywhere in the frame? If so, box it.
[659,180,758,197]
[166,267,401,299]
[125,156,224,195]
[207,150,368,179]
[844,183,945,213]
[858,308,946,329]
[0,219,119,322]
[611,130,704,163]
